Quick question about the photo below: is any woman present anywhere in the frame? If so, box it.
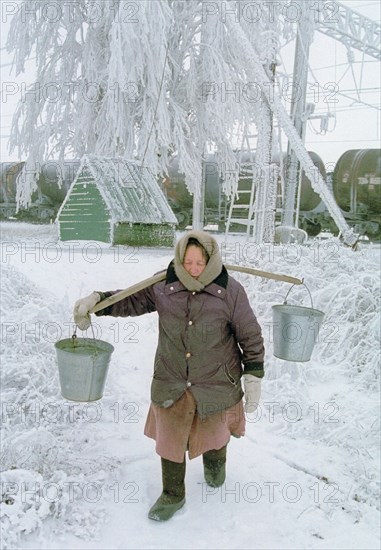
[74,230,264,521]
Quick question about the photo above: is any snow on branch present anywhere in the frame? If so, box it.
[7,0,295,208]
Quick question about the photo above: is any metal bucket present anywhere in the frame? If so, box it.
[272,284,325,362]
[55,335,114,401]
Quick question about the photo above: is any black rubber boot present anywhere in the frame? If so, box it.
[203,445,227,488]
[148,457,186,521]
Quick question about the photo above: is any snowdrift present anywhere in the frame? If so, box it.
[1,224,380,549]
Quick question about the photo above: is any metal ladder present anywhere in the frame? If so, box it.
[225,132,257,236]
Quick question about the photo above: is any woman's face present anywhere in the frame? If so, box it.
[183,245,207,278]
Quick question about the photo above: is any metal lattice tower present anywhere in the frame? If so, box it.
[280,1,381,239]
[224,1,380,242]
[314,1,381,61]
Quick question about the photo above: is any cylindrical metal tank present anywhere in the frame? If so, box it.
[0,160,79,206]
[332,149,381,214]
[203,154,221,208]
[272,151,324,212]
[162,156,193,209]
[37,160,80,203]
[0,159,80,221]
[163,155,221,210]
[0,162,25,203]
[162,150,326,224]
[299,151,326,211]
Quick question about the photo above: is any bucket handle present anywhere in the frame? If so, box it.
[72,323,97,344]
[283,283,314,309]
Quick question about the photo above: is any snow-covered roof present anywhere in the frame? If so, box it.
[64,154,178,225]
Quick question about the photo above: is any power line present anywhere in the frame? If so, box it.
[312,60,379,71]
[334,91,380,110]
[350,1,381,7]
[312,105,380,113]
[304,90,380,99]
[332,89,381,93]
[306,139,380,143]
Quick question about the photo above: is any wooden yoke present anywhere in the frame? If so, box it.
[224,264,303,286]
[90,265,303,313]
[90,270,167,313]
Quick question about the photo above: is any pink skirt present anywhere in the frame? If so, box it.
[144,390,246,463]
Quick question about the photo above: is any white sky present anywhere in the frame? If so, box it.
[0,0,380,168]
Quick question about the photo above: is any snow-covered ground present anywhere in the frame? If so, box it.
[1,222,380,550]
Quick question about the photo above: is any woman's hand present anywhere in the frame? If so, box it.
[73,292,101,330]
[243,374,262,413]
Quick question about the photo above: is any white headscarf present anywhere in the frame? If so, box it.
[174,231,223,291]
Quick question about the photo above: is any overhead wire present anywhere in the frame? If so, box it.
[279,14,380,143]
[312,60,379,71]
[295,22,336,135]
[349,1,381,7]
[294,7,381,134]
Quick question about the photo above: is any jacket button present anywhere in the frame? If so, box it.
[170,286,174,290]
[192,291,196,295]
[187,381,192,387]
[188,320,193,325]
[185,352,191,358]
[217,289,222,294]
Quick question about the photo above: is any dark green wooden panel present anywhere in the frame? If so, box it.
[59,221,110,242]
[59,179,110,242]
[113,223,175,247]
[58,164,176,245]
[60,184,108,219]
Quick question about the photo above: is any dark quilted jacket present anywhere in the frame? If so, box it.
[96,262,264,418]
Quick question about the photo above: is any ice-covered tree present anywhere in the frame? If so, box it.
[6,1,280,204]
[6,0,357,245]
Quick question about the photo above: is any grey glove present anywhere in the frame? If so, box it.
[243,374,262,413]
[73,292,101,330]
